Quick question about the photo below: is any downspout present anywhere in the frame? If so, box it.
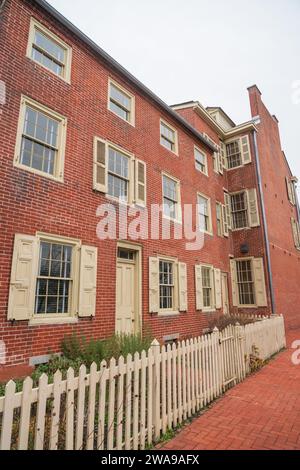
[0,0,7,15]
[252,130,276,314]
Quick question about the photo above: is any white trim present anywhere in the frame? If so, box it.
[162,172,182,223]
[108,78,135,127]
[160,119,179,155]
[14,95,67,183]
[197,192,213,235]
[194,146,208,176]
[26,17,72,83]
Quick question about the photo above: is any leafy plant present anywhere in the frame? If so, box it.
[249,345,264,373]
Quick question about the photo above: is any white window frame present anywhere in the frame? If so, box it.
[194,146,208,176]
[14,95,67,183]
[108,79,135,126]
[30,233,81,325]
[107,142,134,204]
[230,190,249,231]
[158,255,179,317]
[160,119,178,155]
[225,138,243,170]
[234,257,256,308]
[162,172,182,223]
[216,201,223,237]
[200,263,215,312]
[197,192,213,235]
[26,18,72,83]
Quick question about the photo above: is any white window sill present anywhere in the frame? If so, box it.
[158,310,180,318]
[29,316,79,326]
[14,162,64,184]
[108,108,135,128]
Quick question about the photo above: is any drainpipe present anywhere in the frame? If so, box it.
[252,130,276,315]
[0,0,7,14]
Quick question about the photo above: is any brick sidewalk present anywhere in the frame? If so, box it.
[160,329,300,450]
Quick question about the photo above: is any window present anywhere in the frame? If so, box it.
[27,18,72,82]
[108,146,130,201]
[226,140,242,169]
[236,260,255,306]
[8,233,98,323]
[14,96,66,181]
[195,147,207,175]
[118,248,135,261]
[202,266,213,309]
[197,194,212,233]
[216,202,223,236]
[231,192,248,229]
[93,138,146,206]
[35,241,72,315]
[108,80,134,125]
[291,218,300,250]
[160,120,178,153]
[159,260,174,310]
[162,174,180,221]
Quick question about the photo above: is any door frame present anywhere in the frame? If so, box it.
[116,241,142,335]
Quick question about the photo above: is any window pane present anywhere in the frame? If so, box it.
[236,260,255,305]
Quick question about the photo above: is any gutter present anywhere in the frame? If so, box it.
[252,130,276,314]
[34,0,216,153]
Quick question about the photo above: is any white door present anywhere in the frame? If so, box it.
[221,273,229,315]
[116,259,136,334]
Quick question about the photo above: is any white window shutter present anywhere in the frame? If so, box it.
[8,234,38,321]
[93,137,108,193]
[149,257,159,313]
[178,262,187,312]
[220,142,227,170]
[135,159,147,206]
[79,246,98,317]
[240,135,251,164]
[195,265,203,311]
[253,258,267,307]
[222,204,229,237]
[247,188,260,227]
[291,218,300,249]
[286,177,293,204]
[218,147,223,175]
[230,260,238,307]
[224,193,232,230]
[214,268,222,309]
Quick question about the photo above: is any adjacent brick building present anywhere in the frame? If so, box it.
[0,0,299,375]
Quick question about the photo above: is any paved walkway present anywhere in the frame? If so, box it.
[161,329,300,450]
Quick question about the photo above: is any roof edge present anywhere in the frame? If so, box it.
[34,0,216,152]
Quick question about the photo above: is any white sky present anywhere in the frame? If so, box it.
[48,0,300,189]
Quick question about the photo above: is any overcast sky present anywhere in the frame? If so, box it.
[48,0,300,188]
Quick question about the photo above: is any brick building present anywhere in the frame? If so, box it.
[0,0,299,375]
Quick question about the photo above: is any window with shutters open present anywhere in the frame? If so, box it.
[225,135,251,169]
[149,256,187,316]
[8,233,97,323]
[231,257,267,308]
[291,218,300,250]
[195,264,217,312]
[93,138,146,206]
[286,177,296,206]
[14,96,67,182]
[230,189,260,230]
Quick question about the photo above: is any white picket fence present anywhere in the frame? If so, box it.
[0,315,286,450]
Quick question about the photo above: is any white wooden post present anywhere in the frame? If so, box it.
[151,339,161,441]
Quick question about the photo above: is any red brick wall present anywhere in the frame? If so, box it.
[0,0,227,367]
[248,86,300,330]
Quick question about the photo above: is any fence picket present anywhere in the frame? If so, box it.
[49,370,62,450]
[133,352,140,450]
[140,350,147,450]
[107,357,116,450]
[0,380,16,450]
[116,356,125,450]
[65,368,75,450]
[18,376,33,450]
[34,373,48,450]
[125,354,133,450]
[97,361,108,450]
[161,345,167,434]
[75,365,87,450]
[86,362,97,450]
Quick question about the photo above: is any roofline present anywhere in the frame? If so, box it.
[172,102,257,138]
[206,107,236,127]
[33,0,216,152]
